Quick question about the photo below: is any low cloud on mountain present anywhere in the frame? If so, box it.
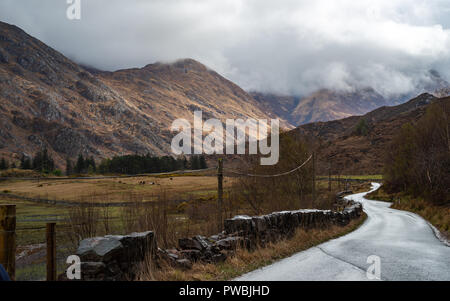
[1,0,450,97]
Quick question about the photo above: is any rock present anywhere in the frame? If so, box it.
[212,251,227,263]
[216,236,243,250]
[176,259,193,270]
[193,235,212,250]
[76,237,123,262]
[208,234,226,242]
[81,262,106,275]
[180,249,202,261]
[0,49,9,63]
[72,231,157,281]
[179,237,203,251]
[224,215,254,234]
[252,216,267,233]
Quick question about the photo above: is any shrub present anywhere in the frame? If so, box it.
[354,118,370,136]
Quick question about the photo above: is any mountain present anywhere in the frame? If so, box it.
[0,21,274,166]
[252,88,390,126]
[96,59,287,133]
[290,88,389,125]
[253,70,450,126]
[290,93,449,174]
[250,92,298,128]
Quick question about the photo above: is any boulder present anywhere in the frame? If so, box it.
[76,237,123,262]
[193,235,212,250]
[72,231,157,281]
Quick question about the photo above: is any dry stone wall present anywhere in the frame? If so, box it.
[64,195,363,280]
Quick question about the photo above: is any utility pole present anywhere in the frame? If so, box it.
[217,158,223,232]
[312,152,316,204]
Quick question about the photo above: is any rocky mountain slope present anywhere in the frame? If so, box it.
[96,59,288,133]
[290,93,449,174]
[0,21,274,166]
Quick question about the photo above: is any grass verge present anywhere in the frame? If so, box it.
[148,213,367,281]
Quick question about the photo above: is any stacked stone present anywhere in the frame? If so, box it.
[159,234,247,269]
[63,197,363,280]
[61,231,156,281]
[223,203,363,244]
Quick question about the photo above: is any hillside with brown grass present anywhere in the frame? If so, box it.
[290,93,450,175]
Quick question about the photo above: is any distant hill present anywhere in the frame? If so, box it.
[290,93,450,174]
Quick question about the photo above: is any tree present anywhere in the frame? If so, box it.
[20,155,31,170]
[384,101,450,204]
[89,157,96,173]
[0,158,8,170]
[189,155,200,170]
[32,149,55,172]
[66,158,73,176]
[20,155,25,169]
[199,155,207,169]
[75,154,85,174]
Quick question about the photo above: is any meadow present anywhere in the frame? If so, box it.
[0,172,371,280]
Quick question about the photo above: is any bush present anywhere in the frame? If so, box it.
[53,169,62,176]
[354,118,370,136]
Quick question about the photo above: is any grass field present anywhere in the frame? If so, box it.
[0,175,233,203]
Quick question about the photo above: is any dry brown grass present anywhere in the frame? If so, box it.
[0,175,234,203]
[147,213,367,281]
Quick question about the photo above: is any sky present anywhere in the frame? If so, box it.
[1,0,450,97]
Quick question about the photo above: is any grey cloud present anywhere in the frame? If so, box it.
[1,0,450,97]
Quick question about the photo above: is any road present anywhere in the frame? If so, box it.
[236,183,450,281]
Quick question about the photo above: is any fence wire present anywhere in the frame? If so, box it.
[223,155,312,178]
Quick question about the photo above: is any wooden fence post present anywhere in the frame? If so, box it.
[217,159,223,232]
[46,223,56,281]
[0,205,16,280]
